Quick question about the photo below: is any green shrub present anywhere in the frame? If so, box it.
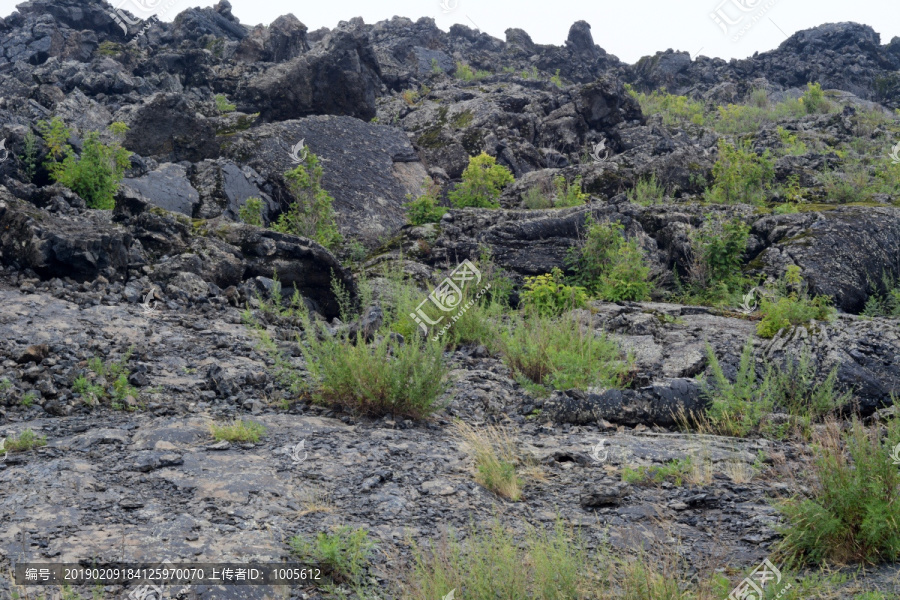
[550,69,563,88]
[21,130,39,182]
[290,527,375,586]
[272,152,342,249]
[680,215,750,306]
[38,118,131,210]
[704,140,775,205]
[627,174,665,206]
[777,418,900,564]
[3,429,47,453]
[500,312,630,393]
[214,93,236,113]
[210,419,266,443]
[800,82,830,115]
[553,175,589,207]
[405,179,448,225]
[448,152,514,209]
[454,62,490,81]
[521,268,588,317]
[863,273,900,318]
[757,266,834,338]
[714,103,772,135]
[522,186,552,209]
[567,219,653,301]
[777,126,808,156]
[73,350,138,409]
[430,58,442,74]
[696,342,848,438]
[238,197,265,226]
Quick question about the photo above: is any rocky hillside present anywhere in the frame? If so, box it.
[1,1,900,599]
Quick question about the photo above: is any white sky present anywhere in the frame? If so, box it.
[1,0,898,64]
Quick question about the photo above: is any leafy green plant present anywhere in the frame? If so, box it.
[272,152,342,249]
[567,219,653,301]
[431,58,442,74]
[3,429,47,453]
[214,93,236,113]
[777,126,808,156]
[704,140,775,205]
[777,418,900,565]
[627,174,665,206]
[521,268,588,317]
[625,84,706,127]
[238,197,265,227]
[405,179,448,225]
[290,527,375,586]
[682,216,750,305]
[500,312,630,393]
[448,152,514,209]
[553,175,589,207]
[863,273,900,318]
[73,350,138,409]
[522,186,552,209]
[550,69,563,88]
[454,62,490,81]
[210,419,266,443]
[800,82,830,115]
[757,266,834,338]
[21,130,39,182]
[20,391,37,408]
[38,117,131,209]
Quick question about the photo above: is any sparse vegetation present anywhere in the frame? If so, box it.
[627,174,665,205]
[454,421,524,501]
[680,215,750,306]
[553,175,589,207]
[757,266,834,339]
[3,428,47,453]
[290,526,375,587]
[21,129,39,182]
[454,62,490,81]
[210,419,267,443]
[72,350,139,410]
[272,152,342,249]
[521,268,588,317]
[405,179,448,225]
[622,458,692,486]
[704,140,775,205]
[214,93,236,113]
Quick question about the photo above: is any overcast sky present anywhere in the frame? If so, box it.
[1,0,898,64]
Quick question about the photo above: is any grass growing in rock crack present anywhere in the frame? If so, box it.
[209,419,267,443]
[756,266,835,338]
[627,174,666,206]
[3,428,47,453]
[622,457,692,486]
[454,421,527,501]
[500,312,632,395]
[862,273,900,318]
[777,417,900,566]
[290,526,375,589]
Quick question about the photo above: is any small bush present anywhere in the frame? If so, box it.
[454,62,490,81]
[800,82,830,115]
[3,429,47,453]
[500,313,630,393]
[405,179,448,225]
[627,174,665,206]
[714,103,772,135]
[777,418,900,564]
[863,273,900,318]
[21,130,39,182]
[448,152,514,209]
[290,527,374,586]
[210,419,267,443]
[38,117,131,210]
[299,308,448,419]
[704,140,775,205]
[567,219,653,301]
[272,152,342,249]
[521,268,588,317]
[683,216,750,305]
[550,69,563,88]
[73,350,138,409]
[757,266,834,338]
[522,186,552,209]
[553,175,589,207]
[625,84,706,127]
[214,93,236,113]
[238,197,265,226]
